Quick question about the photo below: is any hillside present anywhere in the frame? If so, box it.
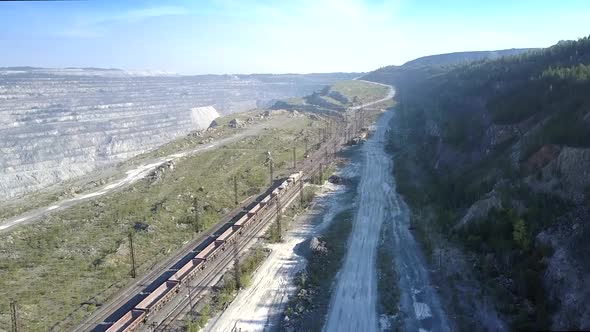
[403,48,536,67]
[272,80,390,113]
[364,37,590,330]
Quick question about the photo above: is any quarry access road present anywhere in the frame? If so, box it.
[323,105,451,332]
[0,117,289,233]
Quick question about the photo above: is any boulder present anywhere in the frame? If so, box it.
[228,118,244,128]
[309,236,327,254]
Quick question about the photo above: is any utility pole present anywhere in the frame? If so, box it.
[275,195,282,242]
[266,151,274,186]
[304,136,308,156]
[192,197,201,234]
[128,231,137,278]
[234,175,238,206]
[187,285,194,317]
[233,240,241,289]
[293,142,296,169]
[10,300,19,332]
[270,161,274,186]
[299,177,304,206]
[319,163,323,184]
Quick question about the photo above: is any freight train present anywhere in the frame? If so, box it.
[103,171,303,332]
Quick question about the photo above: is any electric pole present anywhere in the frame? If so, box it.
[128,231,137,278]
[187,285,194,316]
[299,177,304,206]
[192,197,201,234]
[266,151,274,186]
[10,300,19,332]
[293,142,296,169]
[276,195,282,242]
[319,163,323,184]
[270,161,274,186]
[233,240,241,289]
[234,175,238,205]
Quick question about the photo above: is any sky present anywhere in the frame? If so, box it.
[0,0,589,74]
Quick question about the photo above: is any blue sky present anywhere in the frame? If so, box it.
[0,0,589,74]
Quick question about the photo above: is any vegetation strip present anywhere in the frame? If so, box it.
[377,217,400,325]
[282,209,354,331]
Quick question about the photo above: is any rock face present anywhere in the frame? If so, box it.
[537,206,590,330]
[0,68,356,200]
[458,191,503,227]
[553,147,590,192]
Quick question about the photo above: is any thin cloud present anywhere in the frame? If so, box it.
[57,5,189,38]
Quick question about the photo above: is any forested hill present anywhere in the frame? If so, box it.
[365,36,590,331]
[403,48,536,67]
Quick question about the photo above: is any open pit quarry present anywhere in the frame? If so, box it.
[0,68,356,200]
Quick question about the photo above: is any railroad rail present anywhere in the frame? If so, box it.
[75,116,353,332]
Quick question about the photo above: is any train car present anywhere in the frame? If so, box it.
[260,194,271,206]
[105,309,146,332]
[270,188,280,197]
[233,214,249,228]
[278,181,288,190]
[215,226,237,246]
[136,280,179,312]
[289,171,303,182]
[169,258,204,284]
[195,241,218,261]
[247,203,261,217]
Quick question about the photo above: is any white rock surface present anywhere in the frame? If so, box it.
[0,68,355,200]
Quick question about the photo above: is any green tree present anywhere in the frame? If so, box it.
[513,219,530,250]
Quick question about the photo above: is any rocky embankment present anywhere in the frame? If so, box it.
[0,68,355,200]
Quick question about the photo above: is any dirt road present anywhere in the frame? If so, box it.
[323,110,451,332]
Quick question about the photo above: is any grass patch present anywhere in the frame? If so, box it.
[330,80,390,105]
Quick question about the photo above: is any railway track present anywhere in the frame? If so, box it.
[75,120,348,332]
[150,169,312,331]
[149,133,344,331]
[76,198,258,332]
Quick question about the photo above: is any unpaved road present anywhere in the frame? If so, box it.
[323,109,451,332]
